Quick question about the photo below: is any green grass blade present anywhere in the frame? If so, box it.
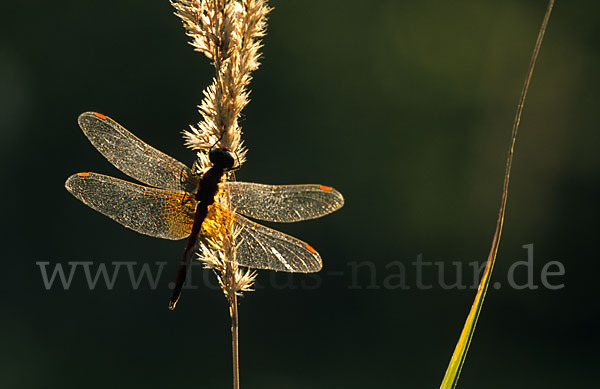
[440,239,498,389]
[439,2,555,388]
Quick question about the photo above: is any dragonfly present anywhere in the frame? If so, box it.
[65,112,344,309]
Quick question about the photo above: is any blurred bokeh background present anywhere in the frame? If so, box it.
[1,0,598,388]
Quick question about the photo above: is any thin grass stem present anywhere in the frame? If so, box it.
[231,290,240,389]
[440,1,555,388]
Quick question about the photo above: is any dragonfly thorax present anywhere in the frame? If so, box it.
[209,148,235,170]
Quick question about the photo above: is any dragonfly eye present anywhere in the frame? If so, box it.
[209,148,235,170]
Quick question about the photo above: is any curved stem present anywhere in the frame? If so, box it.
[440,1,555,387]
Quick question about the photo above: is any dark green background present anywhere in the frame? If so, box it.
[2,1,598,388]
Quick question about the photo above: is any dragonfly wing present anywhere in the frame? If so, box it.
[78,112,199,192]
[209,204,322,272]
[219,182,344,223]
[65,172,195,240]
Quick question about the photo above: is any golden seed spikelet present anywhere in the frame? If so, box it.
[171,0,271,298]
[172,0,271,174]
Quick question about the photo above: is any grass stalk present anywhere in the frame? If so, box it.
[230,286,240,389]
[171,1,270,387]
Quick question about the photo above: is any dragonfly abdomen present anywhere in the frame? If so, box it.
[169,148,235,310]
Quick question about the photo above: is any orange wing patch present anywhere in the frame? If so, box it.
[319,185,333,191]
[77,172,91,177]
[93,112,108,120]
[305,243,317,253]
[160,192,196,238]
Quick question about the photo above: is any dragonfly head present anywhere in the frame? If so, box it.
[209,147,235,170]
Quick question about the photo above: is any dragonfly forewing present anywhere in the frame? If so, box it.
[218,182,344,223]
[78,112,199,193]
[65,172,196,240]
